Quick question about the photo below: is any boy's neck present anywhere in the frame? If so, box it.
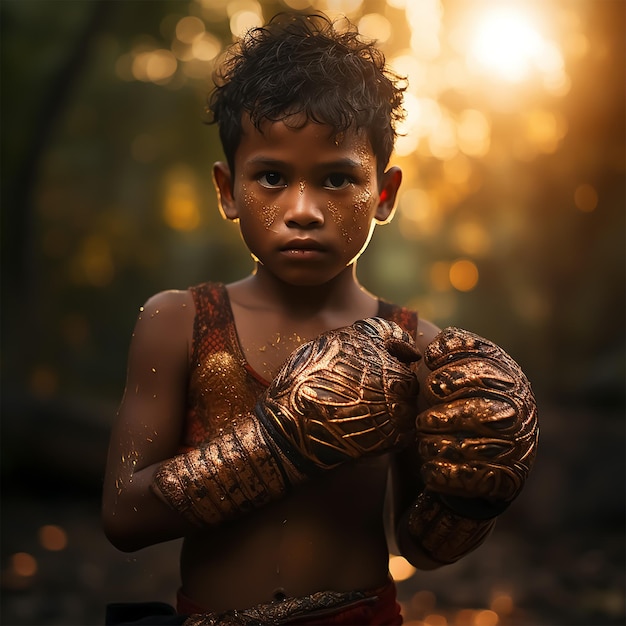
[235,264,374,317]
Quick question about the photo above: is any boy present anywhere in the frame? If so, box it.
[102,12,538,625]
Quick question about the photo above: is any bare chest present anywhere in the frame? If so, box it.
[235,317,324,382]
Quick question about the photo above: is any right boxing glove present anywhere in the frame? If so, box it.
[152,317,420,527]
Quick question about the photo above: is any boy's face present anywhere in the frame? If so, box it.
[213,115,401,287]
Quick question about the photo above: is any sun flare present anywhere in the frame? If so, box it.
[467,7,558,82]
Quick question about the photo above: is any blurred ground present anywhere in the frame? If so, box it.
[1,403,624,626]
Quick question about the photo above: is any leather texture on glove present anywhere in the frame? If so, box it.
[260,317,421,471]
[415,326,538,504]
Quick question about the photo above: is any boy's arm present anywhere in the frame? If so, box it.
[391,324,538,569]
[102,290,198,552]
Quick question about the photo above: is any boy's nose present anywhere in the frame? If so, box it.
[282,187,324,228]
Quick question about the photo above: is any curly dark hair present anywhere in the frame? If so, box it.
[207,12,406,177]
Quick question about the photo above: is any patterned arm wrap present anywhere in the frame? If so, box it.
[152,318,420,527]
[400,327,538,565]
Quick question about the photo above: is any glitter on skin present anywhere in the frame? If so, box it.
[243,183,278,230]
[262,205,279,229]
[327,200,351,243]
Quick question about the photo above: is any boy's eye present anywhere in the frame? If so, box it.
[258,172,286,188]
[324,173,352,190]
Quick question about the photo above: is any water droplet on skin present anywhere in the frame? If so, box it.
[151,367,157,373]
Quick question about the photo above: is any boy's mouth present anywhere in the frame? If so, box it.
[280,238,326,254]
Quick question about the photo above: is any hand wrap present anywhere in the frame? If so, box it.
[153,318,420,526]
[402,327,538,564]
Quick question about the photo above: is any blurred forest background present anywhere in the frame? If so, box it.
[1,0,624,625]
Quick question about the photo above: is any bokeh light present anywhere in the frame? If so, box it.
[38,525,68,551]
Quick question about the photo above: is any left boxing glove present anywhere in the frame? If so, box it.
[152,318,420,527]
[399,326,538,565]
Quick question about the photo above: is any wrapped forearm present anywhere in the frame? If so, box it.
[152,413,307,527]
[153,317,419,527]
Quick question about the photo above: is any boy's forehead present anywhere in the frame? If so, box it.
[239,113,374,156]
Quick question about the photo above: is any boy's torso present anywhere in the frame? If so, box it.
[178,281,416,611]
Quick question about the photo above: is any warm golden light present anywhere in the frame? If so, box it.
[574,183,598,212]
[163,167,202,231]
[358,13,392,43]
[132,49,178,84]
[228,1,263,37]
[389,554,417,581]
[192,32,221,61]
[424,613,448,626]
[410,589,437,614]
[175,16,205,44]
[467,6,562,83]
[449,259,479,292]
[11,553,37,577]
[453,608,477,625]
[75,235,115,286]
[430,261,452,292]
[39,525,68,551]
[490,591,514,616]
[474,609,499,626]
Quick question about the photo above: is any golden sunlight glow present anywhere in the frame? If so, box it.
[405,0,443,60]
[11,553,37,578]
[389,554,416,581]
[358,13,392,43]
[490,591,514,616]
[163,167,201,231]
[75,235,115,286]
[132,49,178,84]
[574,184,598,212]
[39,525,68,551]
[430,261,451,292]
[449,258,479,292]
[452,220,491,256]
[466,6,565,85]
[283,0,312,10]
[423,613,447,626]
[228,1,263,37]
[175,16,205,44]
[192,32,222,62]
[474,609,500,626]
[457,109,491,157]
[317,0,364,18]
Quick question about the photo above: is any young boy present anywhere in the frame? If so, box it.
[102,12,538,625]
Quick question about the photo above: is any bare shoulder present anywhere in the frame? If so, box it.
[127,289,196,366]
[136,289,195,334]
[141,288,195,318]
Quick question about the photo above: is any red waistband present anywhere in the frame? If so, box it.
[176,577,402,625]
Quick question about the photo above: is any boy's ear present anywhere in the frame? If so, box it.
[374,166,402,224]
[213,162,238,220]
